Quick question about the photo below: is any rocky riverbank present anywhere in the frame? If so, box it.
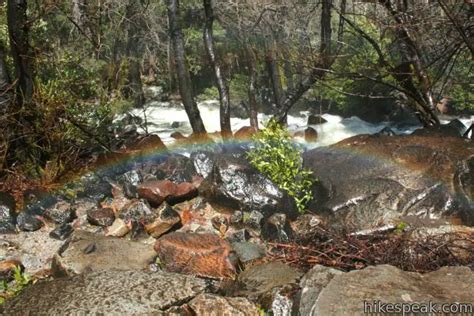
[1,131,473,315]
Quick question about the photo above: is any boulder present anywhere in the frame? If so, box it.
[200,156,299,220]
[118,199,155,224]
[311,265,474,316]
[2,270,207,315]
[104,218,130,237]
[154,232,237,279]
[187,294,259,316]
[307,115,327,125]
[52,230,156,276]
[294,127,318,142]
[412,119,466,138]
[231,241,266,264]
[234,126,258,140]
[137,180,198,207]
[170,131,187,140]
[125,134,167,152]
[0,192,16,234]
[303,134,474,231]
[297,265,344,316]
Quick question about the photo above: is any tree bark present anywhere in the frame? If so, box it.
[246,45,259,129]
[7,0,34,104]
[203,0,231,137]
[166,0,206,134]
[266,40,286,123]
[0,43,12,171]
[124,0,145,108]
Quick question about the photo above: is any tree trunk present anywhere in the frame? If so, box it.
[246,45,259,129]
[266,40,286,123]
[203,0,231,137]
[7,0,34,104]
[124,0,145,108]
[166,0,206,134]
[379,0,440,127]
[274,0,334,123]
[0,43,12,171]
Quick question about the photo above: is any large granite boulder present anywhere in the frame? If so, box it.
[200,156,299,220]
[2,270,207,315]
[303,134,474,231]
[52,230,156,276]
[307,265,474,316]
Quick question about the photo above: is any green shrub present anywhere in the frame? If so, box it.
[247,119,314,213]
[0,266,33,305]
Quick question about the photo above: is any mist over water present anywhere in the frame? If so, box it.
[124,97,472,148]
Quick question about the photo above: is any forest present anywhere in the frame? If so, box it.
[0,0,472,181]
[0,0,473,314]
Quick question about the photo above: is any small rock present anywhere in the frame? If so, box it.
[230,210,244,225]
[118,199,154,224]
[211,215,229,233]
[144,203,181,238]
[154,232,237,279]
[0,192,16,234]
[225,228,250,243]
[87,207,115,227]
[231,241,266,264]
[105,218,130,237]
[171,121,181,128]
[187,294,259,316]
[244,211,264,237]
[52,230,156,276]
[290,214,323,239]
[16,212,43,232]
[44,199,76,224]
[49,224,74,240]
[376,126,397,136]
[262,213,293,242]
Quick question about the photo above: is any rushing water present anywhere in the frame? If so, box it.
[123,96,472,148]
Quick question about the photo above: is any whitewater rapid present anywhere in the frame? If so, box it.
[123,98,472,148]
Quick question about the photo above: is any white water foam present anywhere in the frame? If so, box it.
[122,98,472,147]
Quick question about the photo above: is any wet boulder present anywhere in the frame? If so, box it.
[0,192,16,234]
[303,134,474,232]
[307,114,327,125]
[191,151,217,178]
[200,156,299,220]
[137,180,198,207]
[155,154,198,183]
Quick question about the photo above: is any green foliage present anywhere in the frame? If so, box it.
[247,119,314,213]
[0,266,34,305]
